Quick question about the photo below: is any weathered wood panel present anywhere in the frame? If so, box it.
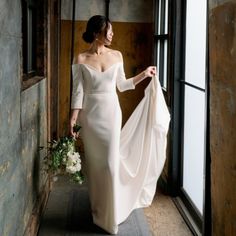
[59,20,73,136]
[48,0,60,140]
[111,22,153,126]
[209,1,236,235]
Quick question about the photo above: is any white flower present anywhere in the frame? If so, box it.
[74,162,81,172]
[75,176,83,184]
[67,151,80,164]
[53,176,58,182]
[66,165,77,174]
[64,150,82,174]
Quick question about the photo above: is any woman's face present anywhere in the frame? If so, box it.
[96,22,113,45]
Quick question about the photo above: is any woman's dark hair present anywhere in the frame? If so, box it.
[82,15,111,43]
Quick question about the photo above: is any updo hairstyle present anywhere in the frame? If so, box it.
[82,15,111,43]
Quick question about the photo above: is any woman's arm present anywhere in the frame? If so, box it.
[118,51,157,86]
[132,66,157,86]
[116,66,157,92]
[69,55,84,137]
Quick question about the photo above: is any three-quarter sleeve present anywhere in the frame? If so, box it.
[71,64,84,109]
[116,63,135,92]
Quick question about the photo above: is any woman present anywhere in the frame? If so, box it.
[69,15,164,234]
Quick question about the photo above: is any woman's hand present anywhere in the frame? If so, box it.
[144,66,157,78]
[69,109,80,138]
[131,66,157,86]
[69,122,78,138]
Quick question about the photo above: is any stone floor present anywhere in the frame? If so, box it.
[38,176,193,236]
[143,189,193,236]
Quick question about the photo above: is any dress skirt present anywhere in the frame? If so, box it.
[79,92,122,233]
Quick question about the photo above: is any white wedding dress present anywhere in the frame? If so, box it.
[71,62,170,234]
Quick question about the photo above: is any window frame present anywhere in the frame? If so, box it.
[154,0,170,98]
[21,0,45,90]
[167,1,211,235]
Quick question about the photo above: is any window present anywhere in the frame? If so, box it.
[154,0,169,91]
[22,0,45,85]
[180,0,207,230]
[169,0,209,234]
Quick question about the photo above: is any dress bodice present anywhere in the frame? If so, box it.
[71,62,135,109]
[79,62,122,94]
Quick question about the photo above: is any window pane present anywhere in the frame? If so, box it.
[185,0,207,89]
[27,8,33,72]
[164,0,168,34]
[183,86,205,215]
[156,40,160,72]
[155,0,169,90]
[163,39,168,89]
[158,0,161,34]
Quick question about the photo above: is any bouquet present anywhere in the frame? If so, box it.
[42,124,84,184]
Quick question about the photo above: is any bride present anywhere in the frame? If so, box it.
[69,15,169,234]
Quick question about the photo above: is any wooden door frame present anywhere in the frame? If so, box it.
[47,0,61,141]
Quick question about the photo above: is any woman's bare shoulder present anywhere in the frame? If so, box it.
[108,49,123,61]
[111,49,123,59]
[73,51,89,64]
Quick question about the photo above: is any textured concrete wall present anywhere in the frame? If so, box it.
[61,0,153,22]
[0,1,47,235]
[209,1,236,235]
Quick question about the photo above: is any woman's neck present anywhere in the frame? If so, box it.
[89,41,107,55]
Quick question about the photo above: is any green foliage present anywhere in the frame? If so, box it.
[42,124,84,184]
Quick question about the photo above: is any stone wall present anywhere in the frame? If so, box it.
[0,1,48,235]
[209,1,236,235]
[61,0,153,22]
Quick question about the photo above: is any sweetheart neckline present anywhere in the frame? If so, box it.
[72,62,122,73]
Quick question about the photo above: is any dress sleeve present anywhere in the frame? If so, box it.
[71,64,84,109]
[116,63,136,92]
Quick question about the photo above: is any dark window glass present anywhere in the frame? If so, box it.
[22,0,44,81]
[154,0,169,91]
